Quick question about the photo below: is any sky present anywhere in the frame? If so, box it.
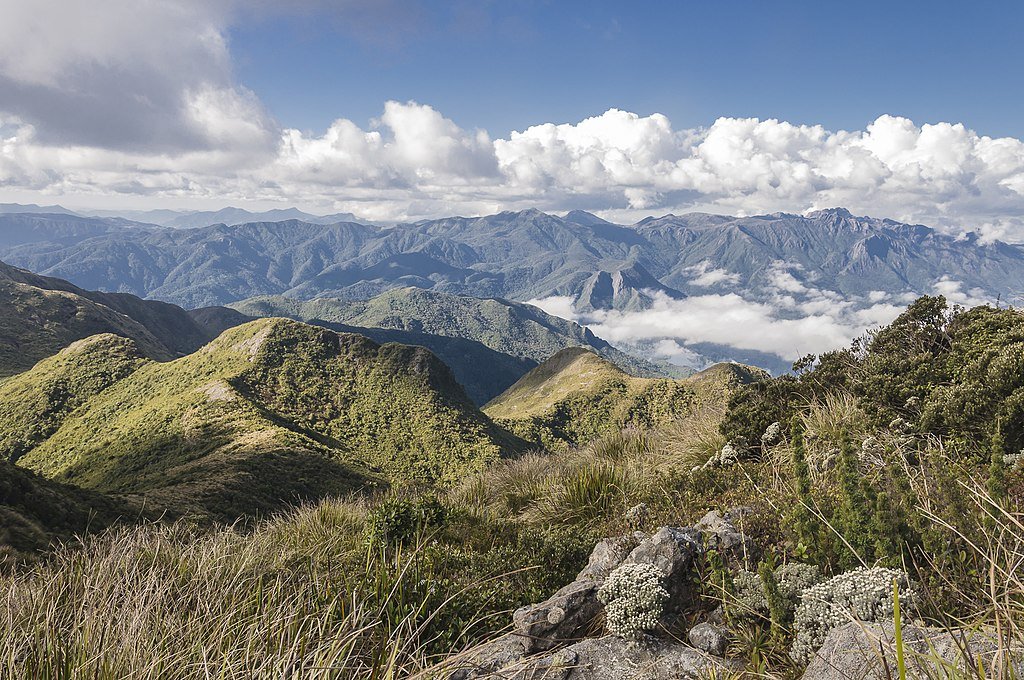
[2,0,1024,239]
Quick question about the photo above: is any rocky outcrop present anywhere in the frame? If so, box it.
[802,622,1024,679]
[443,520,736,679]
[696,508,752,560]
[450,635,741,680]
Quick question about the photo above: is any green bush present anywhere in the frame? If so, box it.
[365,494,448,546]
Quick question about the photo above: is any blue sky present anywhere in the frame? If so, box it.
[229,1,1024,139]
[2,0,1024,235]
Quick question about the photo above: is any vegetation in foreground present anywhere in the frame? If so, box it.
[1,296,1024,678]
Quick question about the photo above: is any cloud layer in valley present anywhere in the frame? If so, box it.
[527,264,990,369]
[4,0,1024,240]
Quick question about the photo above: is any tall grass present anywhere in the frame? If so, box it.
[0,501,477,679]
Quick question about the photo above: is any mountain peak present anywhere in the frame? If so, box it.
[564,210,612,226]
[805,207,854,219]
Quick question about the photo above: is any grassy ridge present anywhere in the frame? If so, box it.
[484,347,759,449]
[0,460,137,568]
[230,287,664,399]
[0,334,147,463]
[0,260,218,377]
[12,319,521,519]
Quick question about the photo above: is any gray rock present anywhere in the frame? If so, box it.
[447,635,527,679]
[512,579,603,653]
[576,533,642,581]
[625,526,700,613]
[697,509,751,559]
[687,622,730,656]
[802,622,1024,679]
[450,635,743,680]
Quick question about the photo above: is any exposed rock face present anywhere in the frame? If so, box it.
[622,526,700,617]
[696,509,752,560]
[447,521,729,679]
[511,526,700,654]
[512,579,604,653]
[802,622,1024,679]
[451,635,741,680]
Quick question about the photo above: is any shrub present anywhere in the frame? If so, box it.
[365,494,447,545]
[729,562,823,625]
[597,562,669,640]
[791,566,916,664]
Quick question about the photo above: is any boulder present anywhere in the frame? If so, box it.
[512,579,603,653]
[577,532,643,581]
[448,634,742,680]
[802,622,1024,679]
[696,509,752,559]
[447,518,748,677]
[625,526,701,615]
[447,635,528,680]
[687,622,730,657]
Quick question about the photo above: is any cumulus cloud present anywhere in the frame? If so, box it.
[0,0,277,153]
[4,1,1024,234]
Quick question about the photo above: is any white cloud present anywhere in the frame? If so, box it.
[686,261,741,287]
[4,2,1024,235]
[526,289,905,364]
[581,292,881,362]
[524,296,580,321]
[527,271,983,365]
[931,277,994,307]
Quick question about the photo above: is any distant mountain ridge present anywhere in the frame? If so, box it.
[0,203,375,229]
[2,208,1019,314]
[0,260,220,376]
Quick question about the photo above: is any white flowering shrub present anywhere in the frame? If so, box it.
[730,562,823,621]
[597,562,669,640]
[761,421,783,447]
[791,567,916,664]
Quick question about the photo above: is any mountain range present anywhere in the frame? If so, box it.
[0,203,372,229]
[2,208,1019,313]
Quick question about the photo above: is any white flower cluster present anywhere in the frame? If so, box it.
[761,421,783,447]
[860,436,886,466]
[1004,450,1024,468]
[597,562,669,640]
[791,567,917,664]
[730,562,823,621]
[888,417,911,433]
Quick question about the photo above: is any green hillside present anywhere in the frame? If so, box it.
[483,347,702,448]
[11,319,521,519]
[229,287,662,403]
[1,460,137,568]
[0,260,216,377]
[0,334,147,464]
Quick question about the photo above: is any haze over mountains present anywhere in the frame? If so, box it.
[1,205,1020,371]
[0,203,373,229]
